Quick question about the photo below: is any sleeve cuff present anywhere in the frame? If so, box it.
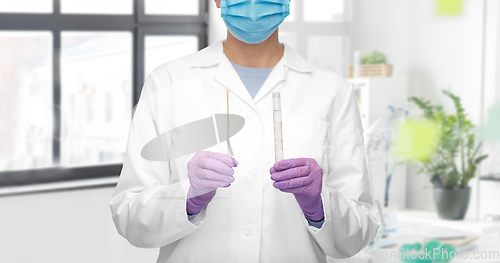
[306,216,325,229]
[187,213,198,221]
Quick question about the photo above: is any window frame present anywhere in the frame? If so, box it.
[0,0,208,196]
[136,25,206,101]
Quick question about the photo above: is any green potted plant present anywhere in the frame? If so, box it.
[348,51,393,78]
[360,51,387,65]
[408,90,488,220]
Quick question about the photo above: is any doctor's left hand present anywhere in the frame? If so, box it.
[270,158,325,222]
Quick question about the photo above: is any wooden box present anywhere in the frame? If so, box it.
[348,64,393,78]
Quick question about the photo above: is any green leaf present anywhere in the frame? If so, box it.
[467,134,475,149]
[408,90,481,188]
[475,155,489,164]
[361,51,387,64]
[472,141,483,159]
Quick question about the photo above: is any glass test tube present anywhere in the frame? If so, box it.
[273,92,283,162]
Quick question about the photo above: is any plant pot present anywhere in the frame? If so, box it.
[433,187,470,220]
[348,64,393,78]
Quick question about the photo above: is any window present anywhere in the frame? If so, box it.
[0,0,207,192]
[145,0,199,16]
[60,31,133,167]
[60,0,133,14]
[279,0,353,77]
[0,31,53,172]
[0,0,53,13]
[303,0,348,22]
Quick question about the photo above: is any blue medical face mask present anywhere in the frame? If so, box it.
[221,0,290,44]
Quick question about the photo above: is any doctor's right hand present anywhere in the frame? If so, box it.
[186,151,238,215]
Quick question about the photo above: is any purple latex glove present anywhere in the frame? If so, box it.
[270,158,324,222]
[186,151,238,215]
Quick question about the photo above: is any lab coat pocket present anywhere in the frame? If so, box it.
[282,116,329,169]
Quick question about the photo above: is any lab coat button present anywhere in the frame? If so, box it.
[247,114,258,121]
[249,167,258,175]
[243,226,255,236]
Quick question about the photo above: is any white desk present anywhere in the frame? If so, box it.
[329,210,500,263]
[398,210,500,235]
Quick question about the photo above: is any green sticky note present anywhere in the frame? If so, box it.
[436,0,464,16]
[394,119,439,162]
[482,103,500,141]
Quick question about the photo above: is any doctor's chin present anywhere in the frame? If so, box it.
[2,1,500,263]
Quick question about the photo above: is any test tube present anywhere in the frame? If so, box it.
[273,92,283,162]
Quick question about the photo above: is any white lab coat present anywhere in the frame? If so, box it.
[110,40,380,263]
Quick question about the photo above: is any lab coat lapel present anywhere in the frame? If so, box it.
[252,58,286,103]
[254,43,313,103]
[192,41,311,110]
[214,53,258,112]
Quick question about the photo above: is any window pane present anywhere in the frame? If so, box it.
[304,0,345,22]
[145,0,199,15]
[61,0,133,14]
[0,31,53,172]
[145,35,198,78]
[61,32,132,167]
[0,0,52,13]
[307,35,349,76]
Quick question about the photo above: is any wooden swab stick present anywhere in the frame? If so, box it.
[227,87,230,155]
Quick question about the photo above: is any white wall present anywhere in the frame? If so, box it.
[356,0,485,119]
[0,187,157,263]
[353,0,410,78]
[408,0,485,115]
[352,0,411,210]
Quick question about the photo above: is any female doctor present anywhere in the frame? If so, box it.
[110,0,380,262]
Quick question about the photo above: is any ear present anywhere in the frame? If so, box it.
[215,0,221,8]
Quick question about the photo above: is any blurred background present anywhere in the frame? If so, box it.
[0,0,499,262]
